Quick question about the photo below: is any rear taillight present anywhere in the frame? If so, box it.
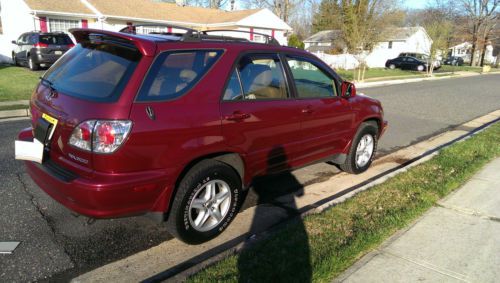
[34,43,48,48]
[68,44,75,48]
[69,120,132,154]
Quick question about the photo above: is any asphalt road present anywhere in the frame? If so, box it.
[1,74,499,282]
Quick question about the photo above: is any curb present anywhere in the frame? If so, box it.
[0,109,30,119]
[355,71,500,89]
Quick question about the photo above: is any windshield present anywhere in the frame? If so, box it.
[43,43,141,102]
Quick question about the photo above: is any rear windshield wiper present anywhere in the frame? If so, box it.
[39,77,57,92]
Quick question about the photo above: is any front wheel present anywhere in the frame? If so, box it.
[339,122,378,174]
[166,159,242,244]
[417,65,425,72]
[389,64,396,70]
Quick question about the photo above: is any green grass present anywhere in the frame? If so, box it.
[438,65,484,73]
[188,122,500,283]
[336,68,422,81]
[0,65,40,102]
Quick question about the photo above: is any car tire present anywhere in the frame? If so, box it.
[28,56,39,71]
[417,65,424,71]
[166,159,242,244]
[339,121,378,174]
[389,64,396,70]
[12,54,19,66]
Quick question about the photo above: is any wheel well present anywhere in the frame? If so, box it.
[363,118,381,136]
[164,152,245,220]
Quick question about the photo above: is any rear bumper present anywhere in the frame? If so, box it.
[19,129,171,219]
[33,53,62,64]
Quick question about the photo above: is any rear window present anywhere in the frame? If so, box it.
[136,50,223,102]
[39,34,73,45]
[43,43,141,102]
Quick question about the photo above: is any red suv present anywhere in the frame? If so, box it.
[16,26,387,244]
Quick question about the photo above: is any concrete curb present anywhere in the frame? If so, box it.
[356,71,500,89]
[0,109,30,119]
[72,109,500,283]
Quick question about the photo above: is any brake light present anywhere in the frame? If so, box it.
[34,43,48,48]
[68,43,75,48]
[69,120,132,153]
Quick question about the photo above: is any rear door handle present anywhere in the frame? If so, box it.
[225,112,250,121]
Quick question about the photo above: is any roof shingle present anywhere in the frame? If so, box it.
[24,0,95,15]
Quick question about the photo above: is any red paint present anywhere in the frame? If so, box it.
[250,27,253,40]
[81,19,88,28]
[39,17,47,32]
[20,29,387,219]
[167,26,172,33]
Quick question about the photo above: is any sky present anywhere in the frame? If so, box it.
[404,0,430,10]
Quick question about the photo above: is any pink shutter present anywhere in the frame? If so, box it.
[39,17,48,32]
[168,26,172,33]
[81,19,88,28]
[250,27,254,41]
[271,29,275,38]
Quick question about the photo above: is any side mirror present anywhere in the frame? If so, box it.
[11,40,17,45]
[341,81,356,98]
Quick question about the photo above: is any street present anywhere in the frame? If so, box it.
[1,74,500,281]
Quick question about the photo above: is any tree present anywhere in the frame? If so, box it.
[460,0,499,66]
[312,0,403,81]
[288,33,305,48]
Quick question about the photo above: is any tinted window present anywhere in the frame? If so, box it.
[137,50,222,101]
[39,34,73,45]
[43,43,141,102]
[286,57,336,98]
[226,54,288,100]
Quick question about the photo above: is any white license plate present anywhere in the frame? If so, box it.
[55,51,62,55]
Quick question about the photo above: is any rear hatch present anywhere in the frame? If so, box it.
[37,33,75,56]
[31,29,154,177]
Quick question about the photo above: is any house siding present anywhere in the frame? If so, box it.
[0,0,33,63]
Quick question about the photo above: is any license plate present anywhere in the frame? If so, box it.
[41,113,58,140]
[55,51,62,55]
[15,113,58,164]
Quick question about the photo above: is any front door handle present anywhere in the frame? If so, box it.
[302,106,314,114]
[225,111,250,121]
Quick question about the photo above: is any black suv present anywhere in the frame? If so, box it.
[12,31,74,70]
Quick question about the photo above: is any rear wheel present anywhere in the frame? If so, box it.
[389,64,396,70]
[28,56,39,71]
[339,122,378,174]
[166,159,242,244]
[12,53,19,66]
[417,65,424,71]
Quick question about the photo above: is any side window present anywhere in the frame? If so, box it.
[286,57,337,98]
[223,69,243,100]
[223,54,288,101]
[137,50,222,101]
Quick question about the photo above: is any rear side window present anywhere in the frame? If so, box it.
[137,50,223,102]
[43,43,141,102]
[39,34,73,45]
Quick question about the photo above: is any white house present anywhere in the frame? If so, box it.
[449,41,496,64]
[304,27,433,68]
[0,0,292,63]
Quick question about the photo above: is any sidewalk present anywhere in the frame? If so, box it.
[336,157,500,282]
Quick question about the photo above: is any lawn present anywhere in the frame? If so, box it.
[188,122,500,282]
[0,65,40,102]
[438,65,484,73]
[336,67,423,81]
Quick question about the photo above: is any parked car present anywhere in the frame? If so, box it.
[15,26,387,244]
[385,55,440,71]
[443,56,464,66]
[11,31,74,70]
[397,52,441,69]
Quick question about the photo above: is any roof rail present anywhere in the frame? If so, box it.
[198,30,280,46]
[119,24,280,46]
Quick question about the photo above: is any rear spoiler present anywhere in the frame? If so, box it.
[69,28,156,56]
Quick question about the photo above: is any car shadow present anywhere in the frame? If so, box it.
[237,146,312,282]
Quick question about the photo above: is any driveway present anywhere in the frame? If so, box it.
[1,74,499,281]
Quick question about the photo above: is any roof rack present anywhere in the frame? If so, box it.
[119,24,280,46]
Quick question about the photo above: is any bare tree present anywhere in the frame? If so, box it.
[460,0,498,66]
